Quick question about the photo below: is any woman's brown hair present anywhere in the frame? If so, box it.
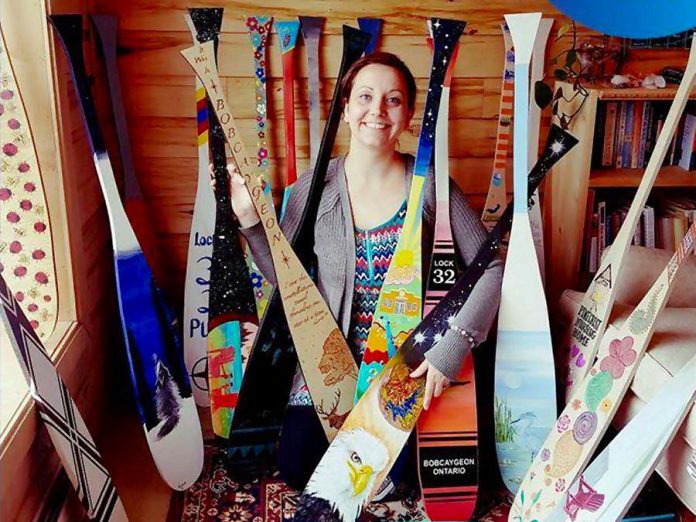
[339,52,417,113]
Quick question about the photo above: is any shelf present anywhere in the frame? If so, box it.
[593,85,696,101]
[589,166,696,188]
[558,81,696,101]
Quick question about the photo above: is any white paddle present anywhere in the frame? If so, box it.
[494,12,555,496]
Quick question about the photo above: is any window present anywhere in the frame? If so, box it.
[0,8,73,440]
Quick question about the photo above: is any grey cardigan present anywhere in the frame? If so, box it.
[241,154,503,380]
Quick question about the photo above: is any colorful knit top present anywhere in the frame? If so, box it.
[288,201,407,406]
[348,201,407,358]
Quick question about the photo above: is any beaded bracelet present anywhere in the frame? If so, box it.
[450,325,477,348]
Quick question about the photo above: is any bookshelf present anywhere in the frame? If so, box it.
[545,81,696,306]
[589,166,696,188]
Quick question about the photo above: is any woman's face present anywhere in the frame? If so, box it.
[343,63,414,152]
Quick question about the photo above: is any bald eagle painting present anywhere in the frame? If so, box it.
[295,428,390,522]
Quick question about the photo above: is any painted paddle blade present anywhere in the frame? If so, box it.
[494,12,553,496]
[295,125,577,522]
[49,14,203,491]
[0,275,128,521]
[299,16,324,171]
[182,41,359,442]
[245,15,275,319]
[357,18,383,54]
[417,36,478,521]
[187,8,259,440]
[546,356,696,522]
[356,18,467,403]
[417,359,478,521]
[511,224,696,522]
[527,17,553,283]
[277,19,301,220]
[482,21,514,230]
[225,25,370,463]
[181,13,216,407]
[0,28,58,341]
[564,42,696,400]
[423,38,460,317]
[90,15,163,275]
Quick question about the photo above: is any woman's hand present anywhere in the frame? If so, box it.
[209,163,260,228]
[410,360,450,410]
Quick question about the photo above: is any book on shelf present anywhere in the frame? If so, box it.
[678,113,696,171]
[591,100,696,171]
[597,200,607,262]
[602,101,618,167]
[643,205,656,248]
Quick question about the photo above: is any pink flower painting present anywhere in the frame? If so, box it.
[600,336,636,379]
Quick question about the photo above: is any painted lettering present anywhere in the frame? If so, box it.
[189,318,208,338]
[194,232,213,246]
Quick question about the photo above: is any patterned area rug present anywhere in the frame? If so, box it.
[174,445,681,522]
[178,447,435,522]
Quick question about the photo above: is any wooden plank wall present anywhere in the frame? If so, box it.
[90,0,688,307]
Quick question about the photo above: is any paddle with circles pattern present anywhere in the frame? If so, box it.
[0,27,58,341]
[546,354,696,522]
[564,42,696,400]
[511,223,695,522]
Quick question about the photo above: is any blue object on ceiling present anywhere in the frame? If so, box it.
[549,0,696,38]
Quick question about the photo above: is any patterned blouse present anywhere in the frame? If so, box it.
[288,201,407,406]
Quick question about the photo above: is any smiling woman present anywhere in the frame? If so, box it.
[224,49,503,493]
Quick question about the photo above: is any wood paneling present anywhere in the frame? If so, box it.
[81,0,690,310]
[96,0,590,35]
